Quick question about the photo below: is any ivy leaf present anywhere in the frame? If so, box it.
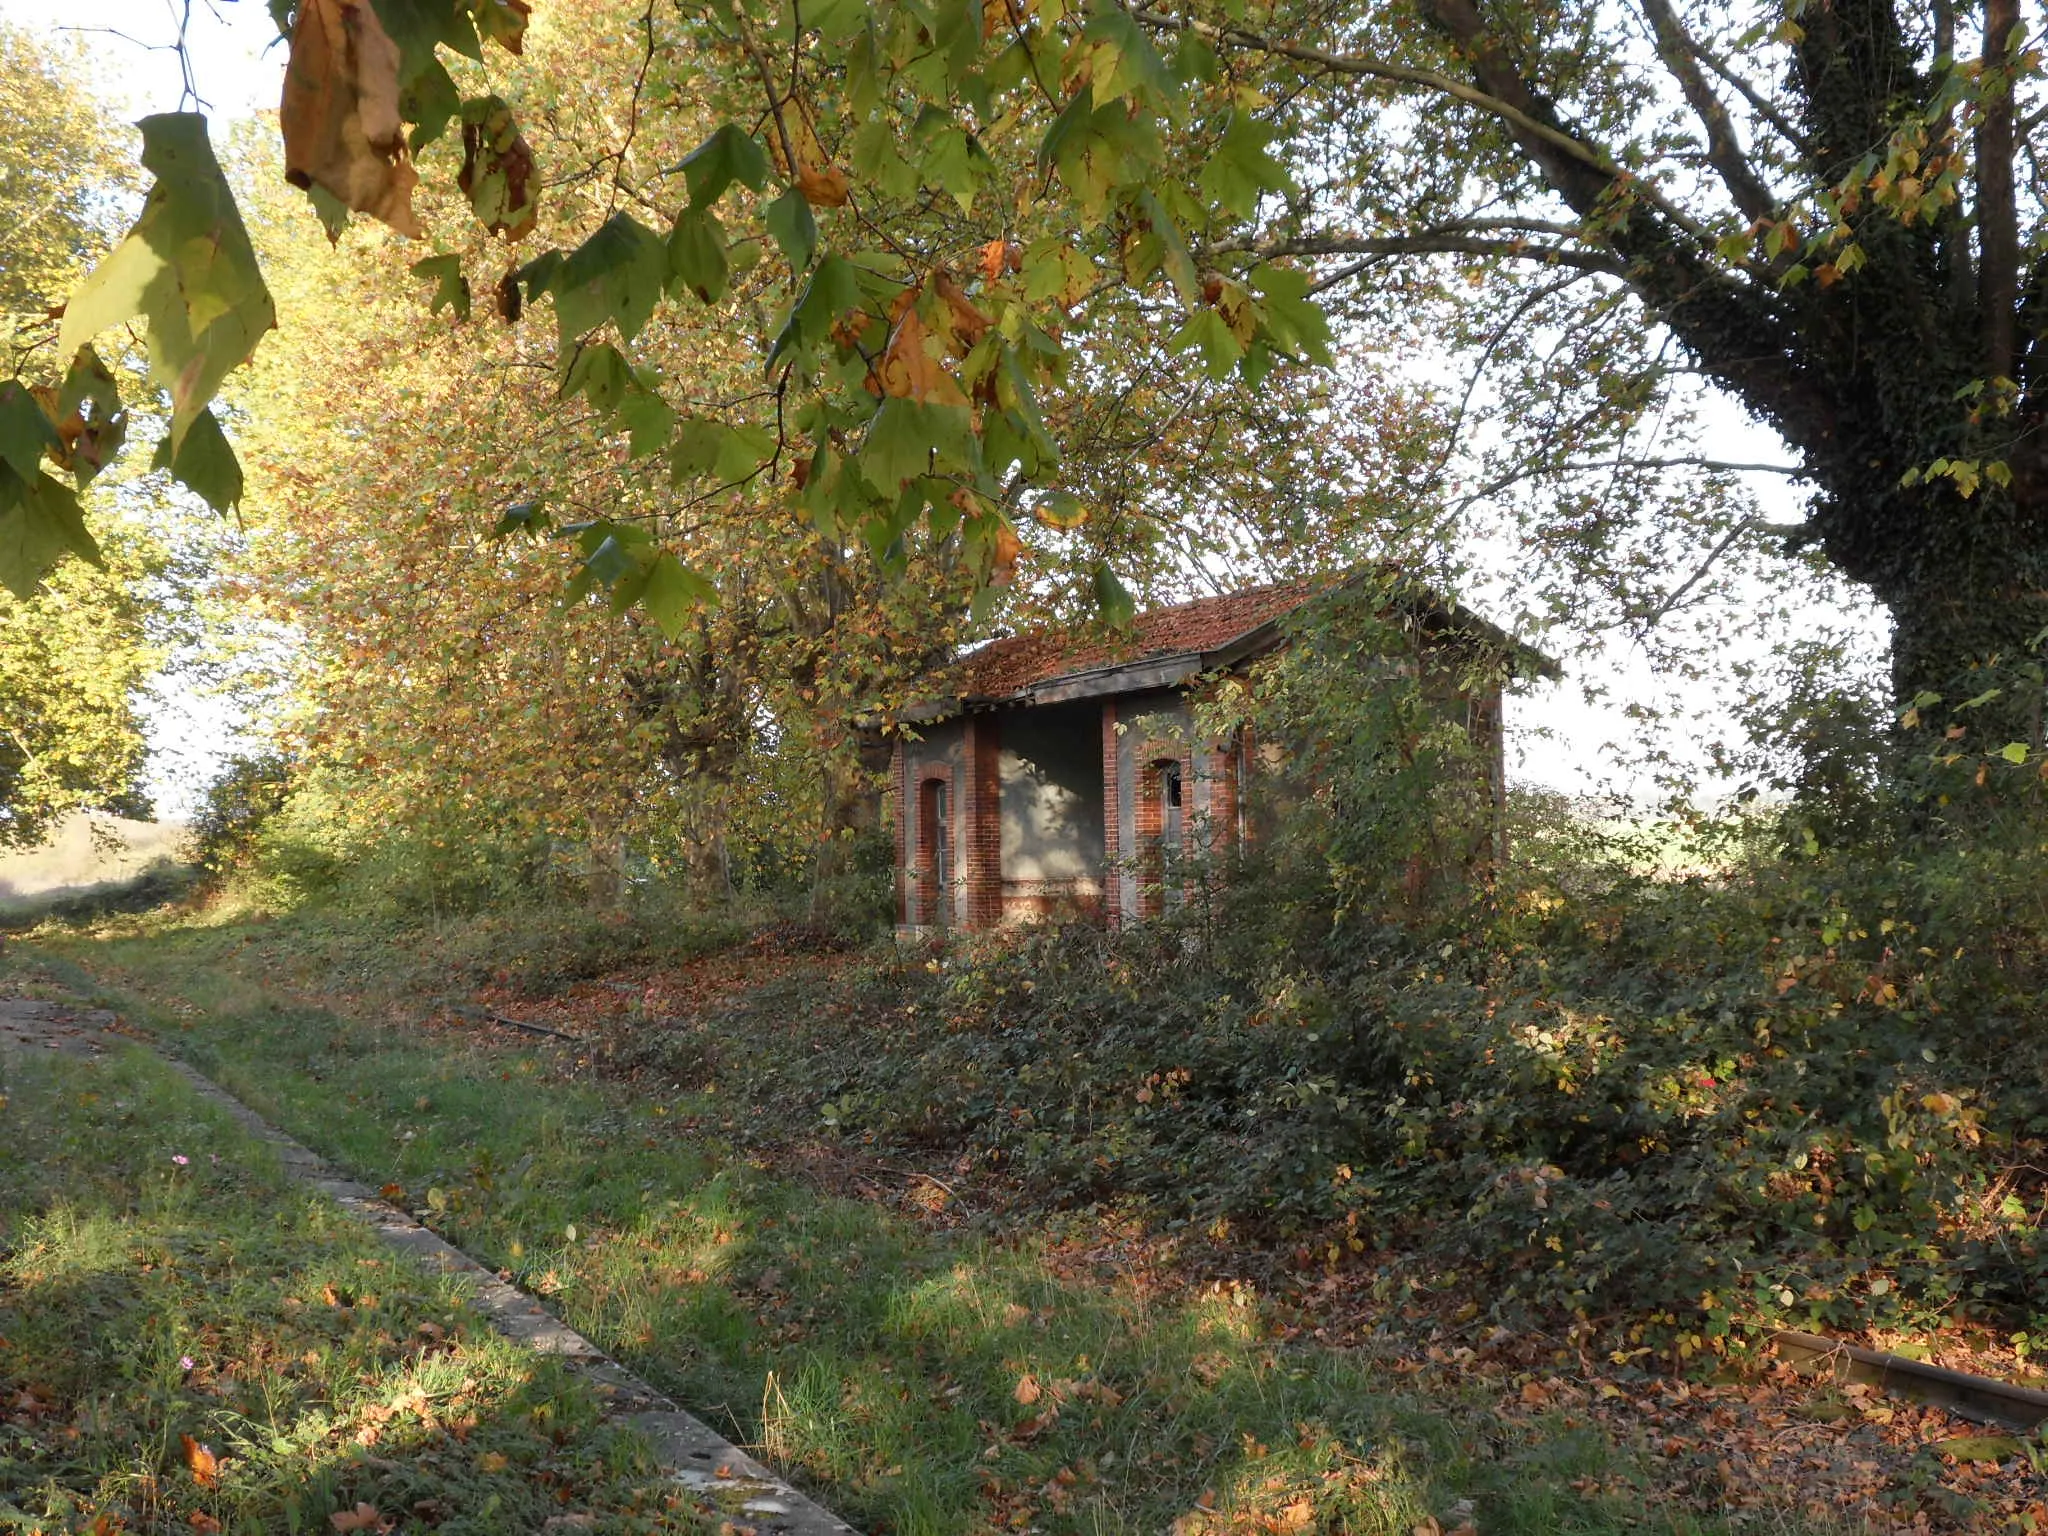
[150,405,244,514]
[59,113,277,457]
[410,253,471,320]
[639,551,718,638]
[765,188,819,270]
[554,213,667,343]
[677,124,770,209]
[0,467,102,599]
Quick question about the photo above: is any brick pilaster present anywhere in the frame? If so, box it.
[964,713,1003,929]
[891,742,907,927]
[1100,701,1120,926]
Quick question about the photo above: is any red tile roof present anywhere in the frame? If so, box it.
[951,576,1326,700]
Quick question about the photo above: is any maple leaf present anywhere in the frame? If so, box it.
[279,0,421,238]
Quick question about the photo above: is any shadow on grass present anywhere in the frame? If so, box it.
[0,1041,701,1536]
[8,926,1847,1536]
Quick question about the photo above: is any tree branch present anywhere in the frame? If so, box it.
[1634,0,1777,222]
[1204,229,1628,276]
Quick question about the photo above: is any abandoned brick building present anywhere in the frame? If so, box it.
[888,573,1554,934]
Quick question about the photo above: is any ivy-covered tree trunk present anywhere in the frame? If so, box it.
[1872,496,2048,747]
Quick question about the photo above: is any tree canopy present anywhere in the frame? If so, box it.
[11,0,2048,779]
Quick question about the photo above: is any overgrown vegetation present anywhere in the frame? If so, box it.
[6,936,1850,1536]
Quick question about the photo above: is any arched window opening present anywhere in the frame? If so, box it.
[1156,759,1184,912]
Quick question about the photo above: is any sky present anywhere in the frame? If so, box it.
[5,0,1892,818]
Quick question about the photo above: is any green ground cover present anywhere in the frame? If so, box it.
[0,1001,695,1534]
[3,918,1846,1536]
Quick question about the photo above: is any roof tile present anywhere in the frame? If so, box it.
[951,576,1326,700]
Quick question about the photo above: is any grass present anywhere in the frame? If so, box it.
[3,912,1855,1536]
[0,1013,701,1534]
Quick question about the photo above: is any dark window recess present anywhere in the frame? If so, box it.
[921,778,951,924]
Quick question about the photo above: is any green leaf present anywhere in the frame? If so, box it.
[773,255,868,362]
[2000,741,2030,764]
[150,406,243,514]
[666,208,730,302]
[410,253,472,321]
[1079,4,1171,108]
[1249,262,1332,365]
[668,418,727,482]
[639,552,719,639]
[553,213,667,343]
[0,467,102,599]
[402,57,462,151]
[454,95,538,237]
[1035,490,1088,529]
[563,343,633,413]
[1092,562,1136,627]
[0,382,58,483]
[1133,188,1198,304]
[59,113,276,456]
[677,124,770,209]
[1198,111,1291,219]
[714,423,776,482]
[861,398,933,494]
[859,399,975,494]
[617,387,675,458]
[369,0,480,82]
[1169,308,1244,379]
[765,188,819,270]
[1932,1436,2022,1464]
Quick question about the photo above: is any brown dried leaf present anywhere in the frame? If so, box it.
[279,0,421,238]
[329,1504,390,1533]
[181,1433,222,1489]
[794,162,852,208]
[877,307,967,406]
[1013,1373,1042,1405]
[933,273,991,348]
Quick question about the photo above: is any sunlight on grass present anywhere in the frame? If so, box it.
[0,1038,701,1535]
